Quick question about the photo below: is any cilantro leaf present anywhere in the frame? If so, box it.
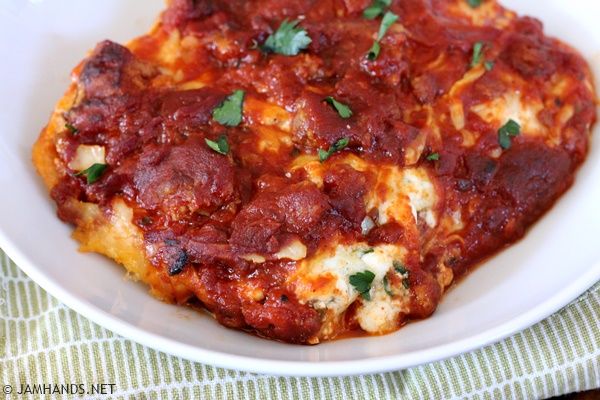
[213,90,245,126]
[318,137,350,162]
[471,41,484,68]
[426,152,440,161]
[262,19,312,56]
[366,11,398,60]
[349,270,376,300]
[65,122,78,135]
[467,0,483,8]
[205,135,230,155]
[498,119,521,149]
[76,163,107,184]
[324,96,353,119]
[363,0,392,20]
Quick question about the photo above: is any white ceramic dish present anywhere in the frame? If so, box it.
[0,0,599,377]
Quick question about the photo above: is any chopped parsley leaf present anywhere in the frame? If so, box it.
[213,90,245,126]
[363,0,392,20]
[377,11,398,40]
[393,261,407,275]
[426,152,440,161]
[402,277,410,289]
[65,123,78,135]
[205,135,230,155]
[324,96,353,119]
[76,163,107,184]
[317,149,329,161]
[484,60,495,71]
[383,275,394,297]
[498,119,521,149]
[262,19,312,56]
[367,41,381,61]
[361,248,375,255]
[467,0,483,8]
[393,260,410,289]
[349,270,376,300]
[318,137,350,162]
[471,41,484,68]
[367,11,398,60]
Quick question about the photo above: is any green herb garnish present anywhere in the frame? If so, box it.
[363,0,392,20]
[484,60,495,71]
[367,41,381,61]
[393,261,410,289]
[471,41,484,68]
[367,11,398,60]
[467,0,483,8]
[318,137,350,162]
[393,261,407,274]
[262,19,312,56]
[426,152,440,161]
[383,276,394,297]
[324,96,353,119]
[76,163,107,184]
[402,278,410,289]
[205,135,230,155]
[349,270,376,300]
[213,90,245,127]
[65,123,78,135]
[498,119,521,149]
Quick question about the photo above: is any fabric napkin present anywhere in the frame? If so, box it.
[0,249,598,400]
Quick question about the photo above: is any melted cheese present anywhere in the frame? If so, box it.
[367,166,438,227]
[291,156,438,228]
[290,155,324,187]
[255,125,292,153]
[471,91,545,137]
[447,66,486,145]
[245,97,292,132]
[157,29,182,66]
[448,0,515,29]
[68,145,106,171]
[404,131,428,165]
[241,239,307,263]
[275,239,307,260]
[177,73,211,90]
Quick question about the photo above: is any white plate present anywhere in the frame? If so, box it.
[0,0,599,377]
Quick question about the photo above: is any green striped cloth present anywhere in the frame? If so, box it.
[0,250,598,400]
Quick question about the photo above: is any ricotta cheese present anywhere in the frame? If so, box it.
[293,243,410,334]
